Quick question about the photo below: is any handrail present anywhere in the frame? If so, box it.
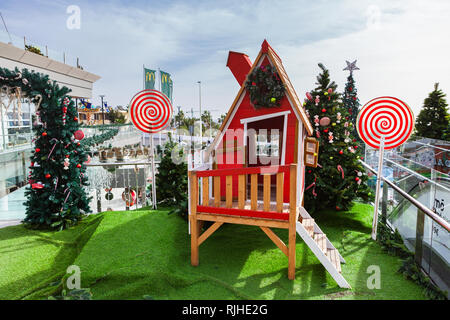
[360,160,450,232]
[383,158,450,193]
[195,164,290,178]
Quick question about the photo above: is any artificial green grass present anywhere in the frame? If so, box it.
[0,203,427,300]
[0,214,103,299]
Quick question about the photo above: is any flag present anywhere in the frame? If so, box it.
[160,70,173,103]
[144,68,156,90]
[103,102,110,113]
[80,98,92,109]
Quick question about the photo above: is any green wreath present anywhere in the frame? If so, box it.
[245,64,285,109]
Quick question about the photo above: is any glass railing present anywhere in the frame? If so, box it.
[362,145,449,297]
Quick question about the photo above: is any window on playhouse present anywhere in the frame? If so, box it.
[255,129,280,157]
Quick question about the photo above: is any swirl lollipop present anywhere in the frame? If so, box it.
[356,96,414,150]
[357,96,414,241]
[129,89,173,133]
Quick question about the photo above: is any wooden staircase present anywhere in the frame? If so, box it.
[296,207,351,289]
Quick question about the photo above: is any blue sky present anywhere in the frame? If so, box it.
[1,0,450,119]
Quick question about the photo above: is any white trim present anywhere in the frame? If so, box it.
[240,110,291,124]
[285,94,301,122]
[281,113,288,165]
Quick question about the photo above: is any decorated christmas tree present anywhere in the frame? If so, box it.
[415,83,449,140]
[342,60,362,145]
[303,63,373,213]
[0,68,91,230]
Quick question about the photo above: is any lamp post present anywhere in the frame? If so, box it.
[99,95,105,125]
[197,81,202,139]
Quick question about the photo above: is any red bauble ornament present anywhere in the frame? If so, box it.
[321,108,326,113]
[339,150,344,155]
[324,129,329,133]
[74,130,85,140]
[77,142,81,146]
[74,117,78,121]
[349,87,353,91]
[76,164,81,168]
[353,139,356,142]
[308,170,311,173]
[42,132,47,137]
[32,182,44,189]
[353,97,357,101]
[63,107,67,113]
[45,173,51,179]
[35,148,40,153]
[355,177,360,181]
[336,206,341,211]
[354,146,358,149]
[65,154,70,158]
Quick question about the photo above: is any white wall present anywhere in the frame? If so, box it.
[0,42,100,99]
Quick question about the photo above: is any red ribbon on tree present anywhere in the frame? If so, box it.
[337,165,345,179]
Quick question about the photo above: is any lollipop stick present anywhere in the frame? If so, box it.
[150,133,157,210]
[372,136,385,240]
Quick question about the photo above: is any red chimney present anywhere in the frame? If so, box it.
[226,51,252,86]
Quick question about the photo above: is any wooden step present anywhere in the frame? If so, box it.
[327,249,342,273]
[313,233,327,254]
[302,218,314,237]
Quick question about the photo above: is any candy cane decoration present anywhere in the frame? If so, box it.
[357,96,414,240]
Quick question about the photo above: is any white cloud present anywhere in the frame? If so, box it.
[2,0,450,119]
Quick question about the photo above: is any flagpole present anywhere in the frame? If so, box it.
[143,64,145,90]
[158,68,161,91]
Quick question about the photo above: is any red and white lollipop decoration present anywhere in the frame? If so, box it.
[357,96,414,241]
[129,89,173,133]
[356,96,414,150]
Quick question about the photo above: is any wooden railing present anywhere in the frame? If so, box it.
[190,164,297,221]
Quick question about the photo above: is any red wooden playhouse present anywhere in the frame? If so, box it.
[188,40,350,288]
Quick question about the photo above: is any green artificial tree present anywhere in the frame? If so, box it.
[303,63,373,213]
[415,83,450,140]
[0,67,91,229]
[342,60,362,145]
[155,134,188,218]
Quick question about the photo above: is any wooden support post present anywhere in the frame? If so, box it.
[263,174,271,212]
[226,176,233,208]
[288,164,297,280]
[190,172,199,266]
[238,174,245,209]
[214,176,220,207]
[251,174,257,210]
[260,226,288,257]
[202,177,209,206]
[276,172,284,213]
[198,222,223,246]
